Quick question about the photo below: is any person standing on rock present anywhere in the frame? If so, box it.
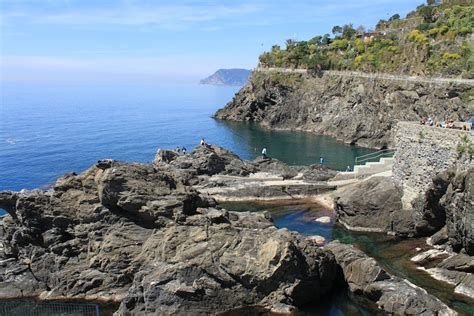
[200,138,206,147]
[262,147,267,158]
[319,157,325,165]
[182,147,187,155]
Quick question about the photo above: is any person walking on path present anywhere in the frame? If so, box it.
[262,147,267,158]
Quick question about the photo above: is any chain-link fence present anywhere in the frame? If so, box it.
[0,300,99,316]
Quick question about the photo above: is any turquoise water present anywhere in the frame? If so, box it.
[0,83,375,193]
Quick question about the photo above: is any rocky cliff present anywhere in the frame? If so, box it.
[214,71,473,148]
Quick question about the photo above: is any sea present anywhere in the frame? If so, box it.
[0,83,374,194]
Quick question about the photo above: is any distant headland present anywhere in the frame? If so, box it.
[200,68,251,86]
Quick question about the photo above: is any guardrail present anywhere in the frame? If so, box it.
[355,149,396,165]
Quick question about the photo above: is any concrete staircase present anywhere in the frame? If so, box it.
[354,157,394,176]
[331,157,395,183]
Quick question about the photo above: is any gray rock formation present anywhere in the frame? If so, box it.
[0,150,338,314]
[411,251,474,300]
[214,71,473,148]
[334,176,414,235]
[442,167,474,255]
[414,169,455,236]
[326,241,456,315]
[414,167,473,254]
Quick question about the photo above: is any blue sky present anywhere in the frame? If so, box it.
[0,0,420,84]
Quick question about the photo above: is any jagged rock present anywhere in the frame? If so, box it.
[0,157,337,314]
[414,169,455,236]
[326,241,456,315]
[442,168,474,255]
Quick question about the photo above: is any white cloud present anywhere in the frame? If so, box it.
[0,0,417,29]
[1,3,263,30]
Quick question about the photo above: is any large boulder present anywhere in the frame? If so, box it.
[0,159,337,314]
[334,176,413,235]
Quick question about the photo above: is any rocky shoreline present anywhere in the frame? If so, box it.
[0,147,339,314]
[0,144,471,314]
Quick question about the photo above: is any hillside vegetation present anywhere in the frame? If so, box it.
[258,0,473,78]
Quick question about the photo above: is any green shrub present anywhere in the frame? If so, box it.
[442,52,462,60]
[408,30,429,44]
[330,38,349,50]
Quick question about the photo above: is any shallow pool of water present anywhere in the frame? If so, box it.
[221,201,474,316]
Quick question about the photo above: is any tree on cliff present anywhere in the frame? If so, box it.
[332,25,342,37]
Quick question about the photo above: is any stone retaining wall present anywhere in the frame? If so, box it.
[392,121,473,209]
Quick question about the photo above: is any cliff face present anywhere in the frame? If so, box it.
[214,71,474,148]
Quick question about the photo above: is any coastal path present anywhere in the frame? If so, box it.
[256,67,474,86]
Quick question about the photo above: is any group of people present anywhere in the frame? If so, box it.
[173,140,331,167]
[420,116,463,129]
[174,146,187,154]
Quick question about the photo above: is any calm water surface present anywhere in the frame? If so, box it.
[0,83,374,192]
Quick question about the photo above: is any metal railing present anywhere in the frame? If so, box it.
[355,149,396,165]
[0,300,99,316]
